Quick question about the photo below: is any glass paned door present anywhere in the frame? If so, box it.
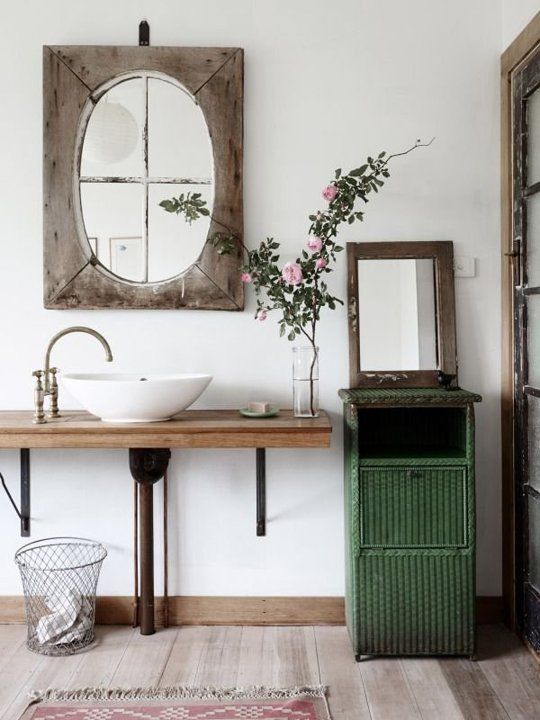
[513,47,540,652]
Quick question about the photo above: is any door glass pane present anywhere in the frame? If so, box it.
[526,193,540,287]
[528,87,540,186]
[526,295,540,386]
[528,395,540,492]
[529,494,540,591]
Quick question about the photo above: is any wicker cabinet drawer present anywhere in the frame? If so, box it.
[359,466,467,548]
[355,552,474,656]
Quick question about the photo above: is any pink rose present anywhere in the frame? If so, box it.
[322,185,338,202]
[307,236,323,253]
[241,272,252,283]
[316,258,328,270]
[282,262,303,285]
[258,310,268,321]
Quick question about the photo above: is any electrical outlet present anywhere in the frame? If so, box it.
[454,256,475,278]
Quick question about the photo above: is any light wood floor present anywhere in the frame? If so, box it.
[0,624,538,720]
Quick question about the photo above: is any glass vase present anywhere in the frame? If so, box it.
[292,346,319,418]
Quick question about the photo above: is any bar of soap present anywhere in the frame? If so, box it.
[247,401,270,413]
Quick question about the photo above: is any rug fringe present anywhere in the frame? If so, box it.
[29,685,328,703]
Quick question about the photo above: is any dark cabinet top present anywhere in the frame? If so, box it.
[338,387,482,406]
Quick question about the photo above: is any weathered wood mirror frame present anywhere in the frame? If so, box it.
[43,46,243,310]
[347,241,457,388]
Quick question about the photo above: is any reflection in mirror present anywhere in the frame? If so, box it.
[358,258,438,371]
[148,184,212,282]
[81,79,143,177]
[148,78,212,178]
[80,183,143,282]
[79,73,214,284]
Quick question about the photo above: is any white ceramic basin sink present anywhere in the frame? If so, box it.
[61,372,212,422]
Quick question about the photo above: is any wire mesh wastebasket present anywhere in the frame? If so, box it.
[15,537,107,656]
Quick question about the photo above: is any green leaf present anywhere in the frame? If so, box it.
[349,164,368,177]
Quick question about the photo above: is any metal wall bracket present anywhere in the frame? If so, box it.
[139,20,150,46]
[0,449,30,536]
[256,448,266,536]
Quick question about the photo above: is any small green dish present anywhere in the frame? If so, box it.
[239,406,280,418]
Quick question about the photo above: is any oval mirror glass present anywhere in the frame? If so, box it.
[78,74,214,283]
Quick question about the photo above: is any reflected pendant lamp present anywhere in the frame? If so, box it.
[84,99,139,164]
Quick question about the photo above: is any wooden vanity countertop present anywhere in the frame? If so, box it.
[0,410,332,449]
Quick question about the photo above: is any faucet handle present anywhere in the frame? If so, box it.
[48,367,60,419]
[32,371,45,424]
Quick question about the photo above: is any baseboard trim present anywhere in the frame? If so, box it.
[0,595,502,626]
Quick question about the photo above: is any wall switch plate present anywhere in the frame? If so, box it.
[454,256,476,277]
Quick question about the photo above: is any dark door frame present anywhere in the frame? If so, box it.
[501,11,540,630]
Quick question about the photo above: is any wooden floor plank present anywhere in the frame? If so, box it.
[359,657,422,720]
[438,657,511,720]
[110,627,178,687]
[193,626,243,686]
[1,646,83,720]
[400,658,465,720]
[0,625,25,657]
[235,627,275,686]
[68,625,134,689]
[270,626,320,686]
[475,625,540,719]
[160,626,208,686]
[0,625,26,684]
[314,626,372,720]
[0,639,48,718]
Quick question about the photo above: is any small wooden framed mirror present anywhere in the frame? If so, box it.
[347,241,457,388]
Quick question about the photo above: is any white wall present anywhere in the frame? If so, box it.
[0,0,504,597]
[502,0,539,49]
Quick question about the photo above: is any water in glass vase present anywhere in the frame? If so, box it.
[292,346,319,417]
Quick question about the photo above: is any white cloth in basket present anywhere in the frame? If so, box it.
[36,589,93,645]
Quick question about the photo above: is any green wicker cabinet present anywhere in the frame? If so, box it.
[339,387,482,660]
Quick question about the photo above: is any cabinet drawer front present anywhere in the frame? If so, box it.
[356,552,474,656]
[359,467,467,548]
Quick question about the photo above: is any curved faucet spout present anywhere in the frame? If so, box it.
[44,326,113,392]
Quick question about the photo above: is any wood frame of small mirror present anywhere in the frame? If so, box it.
[347,241,457,388]
[43,45,243,310]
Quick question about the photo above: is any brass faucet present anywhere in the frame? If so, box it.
[33,326,113,423]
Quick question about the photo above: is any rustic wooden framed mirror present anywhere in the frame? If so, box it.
[347,241,457,388]
[43,45,243,309]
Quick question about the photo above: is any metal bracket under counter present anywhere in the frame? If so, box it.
[0,449,30,536]
[0,447,266,541]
